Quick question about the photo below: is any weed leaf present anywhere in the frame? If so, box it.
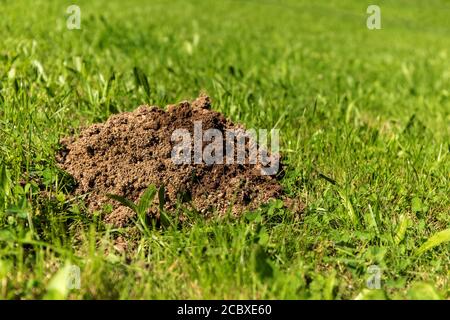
[137,184,157,216]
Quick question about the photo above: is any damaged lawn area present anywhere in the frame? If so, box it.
[0,0,449,299]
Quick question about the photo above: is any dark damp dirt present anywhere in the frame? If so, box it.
[57,96,302,227]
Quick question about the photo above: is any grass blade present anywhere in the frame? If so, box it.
[106,193,137,213]
[0,165,11,197]
[338,190,359,227]
[133,66,151,99]
[158,185,165,212]
[394,214,410,245]
[415,228,450,256]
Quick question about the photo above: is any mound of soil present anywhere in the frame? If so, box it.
[57,96,295,226]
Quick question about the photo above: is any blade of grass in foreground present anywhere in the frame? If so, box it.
[415,228,450,256]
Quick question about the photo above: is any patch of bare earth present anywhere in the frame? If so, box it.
[57,96,301,226]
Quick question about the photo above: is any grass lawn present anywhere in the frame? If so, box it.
[0,0,449,299]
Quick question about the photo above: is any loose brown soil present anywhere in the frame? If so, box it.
[57,96,298,226]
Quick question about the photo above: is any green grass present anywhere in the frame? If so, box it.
[0,0,449,299]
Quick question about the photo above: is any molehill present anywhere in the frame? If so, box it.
[57,96,299,226]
